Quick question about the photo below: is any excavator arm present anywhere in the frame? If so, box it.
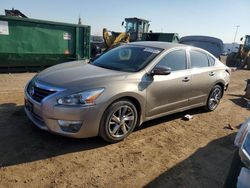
[103,28,130,49]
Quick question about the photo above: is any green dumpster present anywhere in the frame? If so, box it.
[0,16,90,67]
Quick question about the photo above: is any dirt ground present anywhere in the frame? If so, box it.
[0,69,249,188]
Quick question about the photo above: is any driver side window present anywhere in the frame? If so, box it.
[156,49,187,71]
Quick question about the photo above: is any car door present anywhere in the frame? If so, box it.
[188,49,218,105]
[146,49,192,117]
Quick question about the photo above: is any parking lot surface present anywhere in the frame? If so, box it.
[0,70,249,187]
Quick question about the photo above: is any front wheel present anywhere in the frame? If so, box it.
[205,85,223,111]
[99,100,138,143]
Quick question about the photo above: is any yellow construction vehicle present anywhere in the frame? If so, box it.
[102,28,130,49]
[97,17,179,58]
[103,17,150,49]
[226,35,250,69]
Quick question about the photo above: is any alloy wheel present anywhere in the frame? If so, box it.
[108,105,135,138]
[208,87,222,110]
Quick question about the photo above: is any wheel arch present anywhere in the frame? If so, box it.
[104,93,145,125]
[214,81,225,97]
[98,94,144,142]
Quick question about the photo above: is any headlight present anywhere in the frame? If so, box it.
[235,119,250,168]
[57,88,104,106]
[27,74,38,91]
[239,133,250,169]
[243,133,250,156]
[235,118,250,147]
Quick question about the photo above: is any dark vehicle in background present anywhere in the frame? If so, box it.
[179,35,224,59]
[91,35,105,58]
[141,32,179,43]
[224,119,250,188]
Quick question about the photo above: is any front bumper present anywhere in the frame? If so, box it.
[24,90,104,138]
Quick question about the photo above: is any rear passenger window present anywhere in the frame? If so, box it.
[156,50,186,71]
[208,55,216,66]
[190,50,209,68]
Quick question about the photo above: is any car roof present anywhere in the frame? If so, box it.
[128,41,216,58]
[129,41,185,50]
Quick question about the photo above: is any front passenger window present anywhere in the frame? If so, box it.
[156,50,187,71]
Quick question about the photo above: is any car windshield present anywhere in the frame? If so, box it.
[91,45,163,72]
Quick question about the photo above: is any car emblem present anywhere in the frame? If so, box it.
[30,87,35,96]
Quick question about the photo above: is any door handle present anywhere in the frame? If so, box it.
[182,77,190,82]
[209,71,215,76]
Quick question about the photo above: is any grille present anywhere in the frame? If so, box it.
[29,86,56,103]
[30,110,45,125]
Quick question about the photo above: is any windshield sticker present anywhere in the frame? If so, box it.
[143,48,161,54]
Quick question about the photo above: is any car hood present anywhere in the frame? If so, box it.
[36,60,128,89]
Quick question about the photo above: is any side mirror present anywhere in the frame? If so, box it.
[240,37,243,41]
[121,21,124,26]
[151,66,171,76]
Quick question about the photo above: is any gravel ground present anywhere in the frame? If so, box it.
[0,69,249,188]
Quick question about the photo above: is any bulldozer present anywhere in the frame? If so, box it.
[226,35,250,69]
[102,17,179,50]
[102,17,150,49]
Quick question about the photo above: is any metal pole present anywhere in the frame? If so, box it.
[232,25,240,52]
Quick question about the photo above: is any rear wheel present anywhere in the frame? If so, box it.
[99,100,138,143]
[205,85,223,111]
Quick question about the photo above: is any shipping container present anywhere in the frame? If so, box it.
[0,16,90,67]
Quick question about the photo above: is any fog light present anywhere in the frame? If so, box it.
[58,120,83,133]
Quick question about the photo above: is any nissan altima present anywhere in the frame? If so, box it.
[24,42,230,142]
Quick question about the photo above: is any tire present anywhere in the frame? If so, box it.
[99,100,138,143]
[204,85,223,111]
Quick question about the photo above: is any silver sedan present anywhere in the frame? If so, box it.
[24,42,230,142]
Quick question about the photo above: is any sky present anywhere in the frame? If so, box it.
[0,0,249,43]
